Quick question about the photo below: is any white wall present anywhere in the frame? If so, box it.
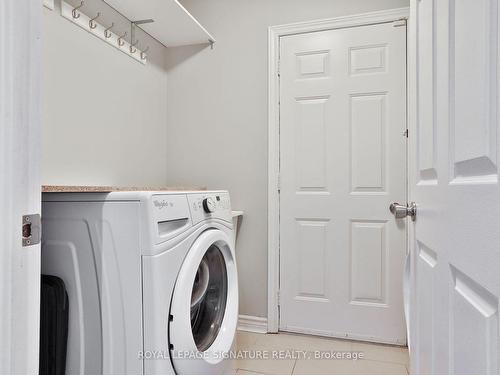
[42,1,168,186]
[166,0,410,318]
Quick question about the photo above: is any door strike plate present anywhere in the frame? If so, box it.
[22,214,41,247]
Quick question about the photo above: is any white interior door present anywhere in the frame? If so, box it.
[0,1,42,374]
[410,0,500,373]
[279,21,407,344]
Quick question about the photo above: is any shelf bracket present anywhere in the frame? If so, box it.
[131,19,154,25]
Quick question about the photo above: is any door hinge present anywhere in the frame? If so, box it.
[403,129,408,138]
[277,290,281,306]
[277,60,281,77]
[393,18,407,27]
[277,173,281,192]
[22,214,41,247]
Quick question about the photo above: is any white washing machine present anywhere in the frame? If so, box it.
[41,190,238,375]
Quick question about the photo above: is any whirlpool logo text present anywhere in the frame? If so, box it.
[153,200,170,209]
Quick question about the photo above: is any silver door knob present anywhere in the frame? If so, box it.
[390,202,417,221]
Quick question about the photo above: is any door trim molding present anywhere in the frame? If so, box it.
[1,0,42,373]
[267,7,410,333]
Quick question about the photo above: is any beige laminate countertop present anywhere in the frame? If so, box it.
[42,185,207,193]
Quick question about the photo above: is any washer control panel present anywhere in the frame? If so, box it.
[202,197,217,213]
[151,194,193,244]
[151,194,191,222]
[188,192,231,225]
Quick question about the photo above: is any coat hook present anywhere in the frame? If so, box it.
[72,1,84,19]
[117,31,127,47]
[209,39,215,50]
[89,12,100,30]
[104,22,114,38]
[129,40,139,54]
[141,46,149,60]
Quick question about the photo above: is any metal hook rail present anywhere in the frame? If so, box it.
[89,12,100,29]
[117,31,127,47]
[104,22,114,38]
[140,46,149,60]
[71,0,84,19]
[64,1,149,65]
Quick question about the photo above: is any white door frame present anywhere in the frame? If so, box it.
[267,7,410,333]
[0,1,42,373]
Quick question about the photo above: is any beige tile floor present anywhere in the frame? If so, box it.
[227,331,410,375]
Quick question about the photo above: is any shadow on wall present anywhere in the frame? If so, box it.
[165,44,208,71]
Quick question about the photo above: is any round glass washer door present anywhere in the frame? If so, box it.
[169,229,238,375]
[191,244,228,351]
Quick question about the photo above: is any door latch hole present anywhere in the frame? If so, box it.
[23,223,32,239]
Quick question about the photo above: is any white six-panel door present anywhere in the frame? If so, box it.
[279,21,407,344]
[410,0,500,373]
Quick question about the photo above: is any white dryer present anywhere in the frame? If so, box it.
[41,190,238,375]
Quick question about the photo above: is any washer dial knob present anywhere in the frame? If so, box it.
[202,197,216,213]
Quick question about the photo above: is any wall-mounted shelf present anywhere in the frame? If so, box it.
[104,0,215,47]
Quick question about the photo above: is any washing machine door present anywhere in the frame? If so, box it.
[169,229,238,375]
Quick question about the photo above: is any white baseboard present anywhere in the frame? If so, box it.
[237,315,268,334]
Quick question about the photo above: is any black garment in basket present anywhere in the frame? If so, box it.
[40,275,69,375]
